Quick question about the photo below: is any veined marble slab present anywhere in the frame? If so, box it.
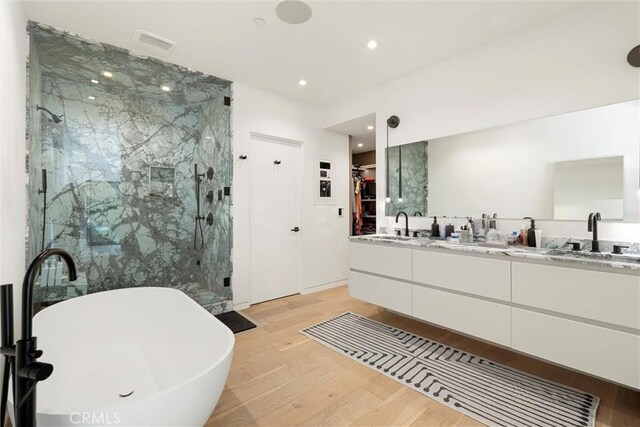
[350,234,640,272]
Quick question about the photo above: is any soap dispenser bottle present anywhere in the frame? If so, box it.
[527,218,537,248]
[445,223,454,238]
[431,217,440,239]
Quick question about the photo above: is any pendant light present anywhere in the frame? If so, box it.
[385,115,400,203]
[398,144,403,203]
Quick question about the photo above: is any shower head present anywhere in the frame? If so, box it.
[36,105,64,124]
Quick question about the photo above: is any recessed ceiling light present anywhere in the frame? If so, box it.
[357,143,364,147]
[87,96,96,100]
[367,40,378,50]
[298,79,307,86]
[91,79,99,84]
[102,71,113,78]
[253,17,266,27]
[276,0,312,25]
[367,125,374,130]
[161,85,171,92]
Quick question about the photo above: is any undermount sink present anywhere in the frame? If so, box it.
[471,242,510,249]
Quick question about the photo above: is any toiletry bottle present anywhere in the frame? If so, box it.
[431,217,440,239]
[489,213,497,230]
[48,259,55,286]
[42,260,50,287]
[55,260,63,286]
[467,219,474,243]
[445,223,454,238]
[50,260,58,286]
[461,226,469,242]
[519,225,527,245]
[527,219,537,247]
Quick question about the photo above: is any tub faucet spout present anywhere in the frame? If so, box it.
[0,248,77,427]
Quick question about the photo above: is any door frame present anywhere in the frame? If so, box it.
[249,131,303,304]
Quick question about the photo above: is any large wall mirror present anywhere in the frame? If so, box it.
[386,99,640,222]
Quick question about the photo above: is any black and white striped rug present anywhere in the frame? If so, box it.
[301,312,599,427]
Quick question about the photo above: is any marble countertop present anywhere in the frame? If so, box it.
[350,234,640,272]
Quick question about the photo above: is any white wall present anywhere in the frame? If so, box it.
[323,1,640,241]
[1,0,27,382]
[428,100,640,222]
[232,83,349,308]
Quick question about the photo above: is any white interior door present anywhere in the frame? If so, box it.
[250,135,300,304]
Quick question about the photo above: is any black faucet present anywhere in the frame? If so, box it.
[395,211,409,236]
[1,248,77,427]
[587,212,602,253]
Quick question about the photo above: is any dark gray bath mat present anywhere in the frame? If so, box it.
[301,312,599,427]
[215,310,256,334]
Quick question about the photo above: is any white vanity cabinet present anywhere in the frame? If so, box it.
[511,261,640,389]
[412,250,511,301]
[349,270,412,315]
[348,239,640,389]
[411,248,512,346]
[512,262,640,329]
[349,241,412,280]
[412,285,511,346]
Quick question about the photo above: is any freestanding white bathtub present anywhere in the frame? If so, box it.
[8,287,234,426]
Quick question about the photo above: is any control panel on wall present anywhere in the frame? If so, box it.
[316,159,335,204]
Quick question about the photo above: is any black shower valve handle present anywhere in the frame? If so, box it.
[239,155,248,160]
[274,160,282,165]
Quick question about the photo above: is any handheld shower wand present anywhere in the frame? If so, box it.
[193,164,206,251]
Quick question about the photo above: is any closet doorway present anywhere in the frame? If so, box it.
[250,133,301,304]
[326,113,377,236]
[351,149,377,235]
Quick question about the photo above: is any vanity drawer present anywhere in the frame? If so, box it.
[349,242,412,280]
[349,270,412,315]
[412,250,510,301]
[512,262,640,329]
[412,284,511,347]
[512,308,640,389]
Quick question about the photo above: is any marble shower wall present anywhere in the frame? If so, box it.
[27,23,233,312]
[27,35,44,260]
[386,141,428,217]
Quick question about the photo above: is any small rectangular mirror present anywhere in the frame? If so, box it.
[554,156,624,220]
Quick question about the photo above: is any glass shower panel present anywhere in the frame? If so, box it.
[27,23,233,314]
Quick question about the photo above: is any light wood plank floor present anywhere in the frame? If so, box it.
[206,286,640,427]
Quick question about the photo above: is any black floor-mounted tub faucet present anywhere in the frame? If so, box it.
[1,248,77,427]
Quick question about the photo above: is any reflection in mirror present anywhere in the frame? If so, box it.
[385,141,428,216]
[385,100,639,222]
[554,156,624,221]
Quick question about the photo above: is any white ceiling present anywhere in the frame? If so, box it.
[326,113,376,153]
[23,1,584,106]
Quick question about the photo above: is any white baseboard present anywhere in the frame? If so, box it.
[301,279,347,295]
[233,302,250,311]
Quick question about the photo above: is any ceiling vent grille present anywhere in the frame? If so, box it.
[130,29,177,58]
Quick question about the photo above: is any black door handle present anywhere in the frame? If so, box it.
[291,227,300,232]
